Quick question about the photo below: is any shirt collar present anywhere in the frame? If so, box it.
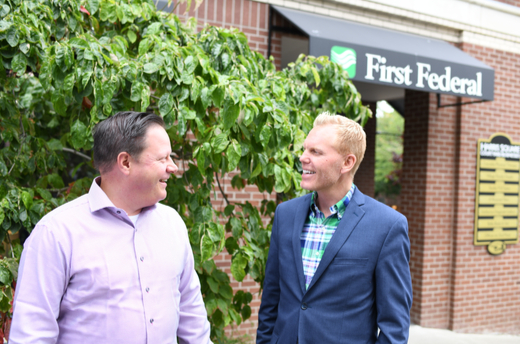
[87,177,156,214]
[309,184,357,220]
[88,177,117,213]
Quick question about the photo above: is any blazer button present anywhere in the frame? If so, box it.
[301,303,307,310]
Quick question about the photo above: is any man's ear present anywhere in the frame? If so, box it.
[116,152,132,175]
[341,154,356,174]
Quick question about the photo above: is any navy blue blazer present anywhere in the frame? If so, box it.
[257,189,412,344]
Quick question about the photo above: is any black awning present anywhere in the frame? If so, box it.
[273,6,495,101]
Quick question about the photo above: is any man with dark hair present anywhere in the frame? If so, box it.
[10,112,212,343]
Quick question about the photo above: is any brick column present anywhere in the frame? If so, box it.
[401,90,460,328]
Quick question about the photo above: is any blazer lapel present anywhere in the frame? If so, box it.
[292,194,312,294]
[306,190,366,291]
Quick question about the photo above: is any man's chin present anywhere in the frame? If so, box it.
[300,182,314,191]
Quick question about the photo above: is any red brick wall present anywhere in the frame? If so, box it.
[402,42,520,334]
[447,43,520,334]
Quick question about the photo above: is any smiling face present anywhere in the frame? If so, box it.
[300,124,354,200]
[128,125,178,208]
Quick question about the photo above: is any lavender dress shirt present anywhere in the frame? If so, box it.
[10,178,211,344]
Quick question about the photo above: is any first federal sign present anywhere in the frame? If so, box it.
[330,45,494,100]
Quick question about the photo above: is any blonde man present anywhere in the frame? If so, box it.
[257,112,412,344]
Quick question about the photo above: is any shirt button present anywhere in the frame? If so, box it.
[140,256,144,262]
[301,303,307,310]
[315,252,320,256]
[150,318,154,324]
[116,210,121,214]
[146,287,150,293]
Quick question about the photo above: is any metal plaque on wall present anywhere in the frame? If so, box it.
[474,133,520,255]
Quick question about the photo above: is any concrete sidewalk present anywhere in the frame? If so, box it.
[409,324,520,344]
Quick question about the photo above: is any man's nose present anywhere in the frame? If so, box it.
[167,158,178,174]
[300,151,309,163]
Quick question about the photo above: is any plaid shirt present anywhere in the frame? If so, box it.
[300,185,356,289]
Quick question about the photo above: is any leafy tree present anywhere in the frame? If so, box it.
[0,0,370,340]
[375,102,403,203]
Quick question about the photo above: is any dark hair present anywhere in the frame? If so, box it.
[93,111,165,173]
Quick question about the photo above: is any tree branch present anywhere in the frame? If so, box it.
[62,148,91,161]
[215,171,230,206]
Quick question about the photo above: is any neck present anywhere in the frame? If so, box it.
[316,180,353,217]
[99,174,142,216]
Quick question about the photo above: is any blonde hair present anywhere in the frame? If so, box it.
[313,112,366,176]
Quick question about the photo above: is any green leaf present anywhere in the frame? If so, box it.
[259,126,271,148]
[88,0,100,15]
[293,129,305,151]
[200,234,214,262]
[37,188,52,201]
[230,253,247,282]
[207,277,219,293]
[230,217,242,238]
[212,86,224,108]
[0,5,10,18]
[222,101,240,131]
[51,93,67,115]
[19,209,27,222]
[100,1,117,22]
[138,38,151,55]
[0,159,7,176]
[211,133,228,154]
[200,87,212,108]
[21,191,33,209]
[224,237,239,255]
[63,73,75,95]
[143,62,160,74]
[47,173,65,189]
[11,53,26,75]
[69,38,89,49]
[205,298,218,315]
[224,204,235,216]
[180,106,196,120]
[130,82,143,102]
[70,120,88,150]
[141,87,150,111]
[158,93,174,116]
[185,55,196,74]
[6,25,18,47]
[0,208,4,227]
[81,70,93,88]
[312,66,321,86]
[226,141,241,171]
[127,30,137,43]
[219,284,233,300]
[0,267,11,285]
[241,305,251,320]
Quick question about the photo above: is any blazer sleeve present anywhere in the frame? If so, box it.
[256,207,281,344]
[375,215,413,344]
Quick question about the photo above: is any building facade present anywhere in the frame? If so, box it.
[167,0,520,338]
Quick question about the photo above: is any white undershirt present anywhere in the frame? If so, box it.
[129,214,140,225]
